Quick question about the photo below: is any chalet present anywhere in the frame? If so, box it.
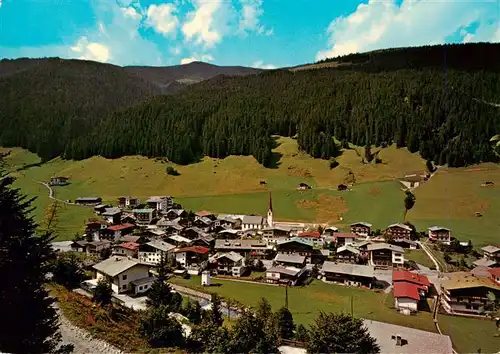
[102,207,122,224]
[481,245,500,262]
[392,270,431,313]
[119,234,148,244]
[133,208,156,224]
[266,266,307,286]
[367,243,404,268]
[191,235,215,248]
[276,237,321,263]
[489,268,500,285]
[241,215,265,230]
[121,213,137,224]
[274,253,306,268]
[262,226,292,241]
[298,231,324,245]
[334,233,359,246]
[94,204,110,215]
[165,209,187,220]
[138,240,176,265]
[215,216,241,229]
[195,210,217,221]
[428,226,451,243]
[112,242,139,258]
[70,240,88,253]
[441,271,500,315]
[362,320,453,354]
[392,270,431,292]
[75,197,102,205]
[156,218,184,234]
[86,240,111,257]
[335,245,360,264]
[106,223,135,241]
[322,226,339,237]
[214,239,272,259]
[142,228,166,239]
[91,256,153,295]
[174,246,209,268]
[352,240,371,251]
[192,217,213,230]
[321,262,375,287]
[183,226,210,240]
[392,238,418,250]
[385,223,412,240]
[117,196,140,209]
[297,183,311,190]
[85,219,108,241]
[49,176,69,186]
[214,252,244,275]
[145,196,172,213]
[168,235,193,246]
[400,171,430,188]
[350,222,372,236]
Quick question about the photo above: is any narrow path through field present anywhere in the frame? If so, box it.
[35,180,81,206]
[418,241,442,273]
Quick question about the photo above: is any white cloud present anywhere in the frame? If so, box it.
[121,7,141,21]
[145,3,179,37]
[239,0,272,36]
[252,60,275,69]
[0,0,3,8]
[71,37,111,62]
[180,53,214,64]
[316,0,500,61]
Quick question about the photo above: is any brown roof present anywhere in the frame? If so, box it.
[195,210,214,217]
[175,246,209,255]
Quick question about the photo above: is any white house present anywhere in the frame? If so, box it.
[92,256,153,294]
[366,243,405,267]
[112,242,139,258]
[146,196,172,213]
[393,281,420,314]
[241,215,265,230]
[138,240,176,265]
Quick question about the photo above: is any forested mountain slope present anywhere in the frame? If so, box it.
[1,43,499,167]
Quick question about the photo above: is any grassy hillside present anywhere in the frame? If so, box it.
[3,138,500,246]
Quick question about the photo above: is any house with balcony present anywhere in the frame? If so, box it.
[90,256,153,295]
[214,252,244,276]
[215,239,273,259]
[85,219,109,241]
[266,266,307,286]
[86,240,112,257]
[392,270,431,313]
[145,196,172,213]
[112,242,139,258]
[106,223,135,241]
[297,231,324,245]
[117,196,140,209]
[133,208,157,224]
[321,262,375,287]
[138,240,176,265]
[367,243,405,268]
[335,245,360,264]
[428,226,451,243]
[481,245,500,262]
[334,233,359,247]
[350,222,372,236]
[262,226,292,242]
[440,271,500,315]
[385,223,412,240]
[174,246,209,269]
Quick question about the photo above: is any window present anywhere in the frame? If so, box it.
[122,274,127,280]
[122,285,127,290]
[139,286,143,290]
[465,304,471,309]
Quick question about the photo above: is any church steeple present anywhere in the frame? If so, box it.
[267,192,273,227]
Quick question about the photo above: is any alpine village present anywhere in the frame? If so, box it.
[2,42,500,354]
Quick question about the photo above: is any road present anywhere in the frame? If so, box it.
[36,180,82,206]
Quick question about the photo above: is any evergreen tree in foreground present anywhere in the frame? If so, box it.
[0,170,67,353]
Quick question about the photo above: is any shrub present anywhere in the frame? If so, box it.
[166,166,180,176]
[329,159,339,169]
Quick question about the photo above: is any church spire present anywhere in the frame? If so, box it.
[268,191,273,212]
[267,192,273,227]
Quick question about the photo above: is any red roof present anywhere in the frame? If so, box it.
[392,270,431,287]
[334,232,359,239]
[489,268,500,277]
[393,281,421,301]
[195,210,214,217]
[115,242,139,251]
[298,231,321,238]
[107,223,135,231]
[175,246,209,254]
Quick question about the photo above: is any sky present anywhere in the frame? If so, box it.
[0,0,499,68]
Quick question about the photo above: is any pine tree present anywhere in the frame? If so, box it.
[275,307,296,339]
[93,278,112,307]
[146,255,175,309]
[0,170,67,353]
[139,305,185,348]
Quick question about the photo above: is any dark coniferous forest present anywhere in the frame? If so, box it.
[0,43,499,167]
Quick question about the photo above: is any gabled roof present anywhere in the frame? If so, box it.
[119,235,142,243]
[392,270,431,287]
[133,208,155,213]
[102,207,122,216]
[146,196,171,203]
[146,240,176,253]
[321,262,375,278]
[175,246,209,254]
[242,215,264,225]
[481,245,500,254]
[169,235,192,244]
[473,258,497,267]
[274,253,306,265]
[298,231,321,238]
[350,221,373,227]
[387,223,412,231]
[441,271,500,291]
[367,243,404,253]
[428,226,450,232]
[393,281,421,301]
[195,210,215,217]
[216,251,243,263]
[93,256,149,277]
[276,237,314,248]
[108,223,135,231]
[488,268,500,277]
[336,245,361,255]
[114,242,139,251]
[267,266,302,277]
[167,209,185,215]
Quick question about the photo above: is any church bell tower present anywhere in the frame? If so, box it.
[267,192,273,227]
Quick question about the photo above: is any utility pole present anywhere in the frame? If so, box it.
[350,296,354,317]
[285,283,289,309]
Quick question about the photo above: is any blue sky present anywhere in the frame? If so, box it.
[0,0,499,68]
